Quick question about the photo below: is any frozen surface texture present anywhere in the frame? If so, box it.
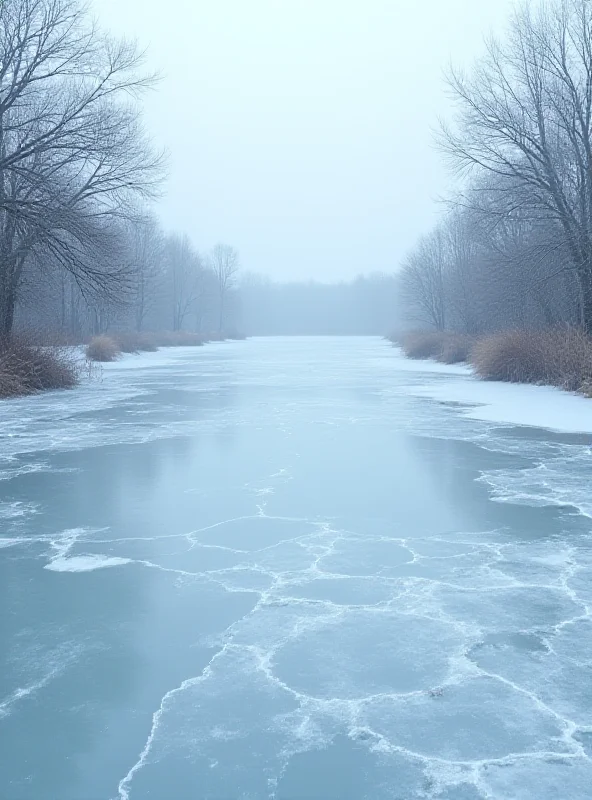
[0,338,591,799]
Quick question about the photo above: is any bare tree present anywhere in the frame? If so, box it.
[400,227,447,330]
[163,234,207,331]
[443,211,484,333]
[440,0,592,331]
[193,267,216,333]
[126,215,164,332]
[209,243,239,334]
[0,0,163,337]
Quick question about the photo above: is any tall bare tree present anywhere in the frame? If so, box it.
[209,243,239,334]
[400,227,447,330]
[440,0,592,331]
[164,234,208,331]
[127,215,164,332]
[0,0,163,337]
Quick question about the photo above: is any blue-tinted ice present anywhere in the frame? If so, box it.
[0,338,591,799]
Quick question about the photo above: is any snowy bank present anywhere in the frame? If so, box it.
[402,360,592,434]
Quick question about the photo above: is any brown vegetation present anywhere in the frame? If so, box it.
[86,336,120,362]
[112,332,158,353]
[85,330,211,362]
[396,331,449,360]
[0,339,78,398]
[391,331,476,364]
[394,327,592,395]
[472,329,592,391]
[0,323,242,400]
[439,334,475,365]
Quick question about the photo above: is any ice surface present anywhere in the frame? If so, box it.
[0,537,21,549]
[1,338,592,800]
[362,675,569,760]
[272,611,460,699]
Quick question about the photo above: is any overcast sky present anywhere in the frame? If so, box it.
[94,0,515,282]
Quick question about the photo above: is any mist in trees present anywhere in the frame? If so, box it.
[0,0,241,343]
[17,0,592,350]
[238,273,399,336]
[401,0,592,337]
[18,226,241,337]
[209,244,240,334]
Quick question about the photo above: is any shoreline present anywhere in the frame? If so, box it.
[389,342,592,435]
[389,330,592,400]
[0,333,246,401]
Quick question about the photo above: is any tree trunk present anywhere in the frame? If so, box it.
[0,256,17,340]
[69,278,80,339]
[580,267,592,335]
[0,282,16,340]
[219,294,224,335]
[136,278,145,332]
[60,272,66,331]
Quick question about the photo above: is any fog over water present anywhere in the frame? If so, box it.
[93,0,515,281]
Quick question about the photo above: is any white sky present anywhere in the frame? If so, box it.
[94,0,516,281]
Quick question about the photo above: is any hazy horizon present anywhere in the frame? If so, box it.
[94,0,516,282]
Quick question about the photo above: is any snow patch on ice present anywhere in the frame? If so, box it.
[45,554,133,572]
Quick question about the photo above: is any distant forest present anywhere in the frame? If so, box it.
[237,273,398,336]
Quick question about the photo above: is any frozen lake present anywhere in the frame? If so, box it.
[1,336,592,799]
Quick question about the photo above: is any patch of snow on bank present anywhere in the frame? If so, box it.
[407,373,592,435]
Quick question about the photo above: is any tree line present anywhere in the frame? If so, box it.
[19,216,241,338]
[0,0,240,342]
[239,273,399,336]
[401,0,592,337]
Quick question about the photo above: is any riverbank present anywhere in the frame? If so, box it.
[390,330,592,398]
[85,330,247,362]
[0,331,246,399]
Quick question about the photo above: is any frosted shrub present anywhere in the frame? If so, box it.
[471,329,592,391]
[0,339,78,397]
[400,332,448,360]
[438,335,475,364]
[86,336,120,362]
[112,332,158,353]
[394,331,475,363]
